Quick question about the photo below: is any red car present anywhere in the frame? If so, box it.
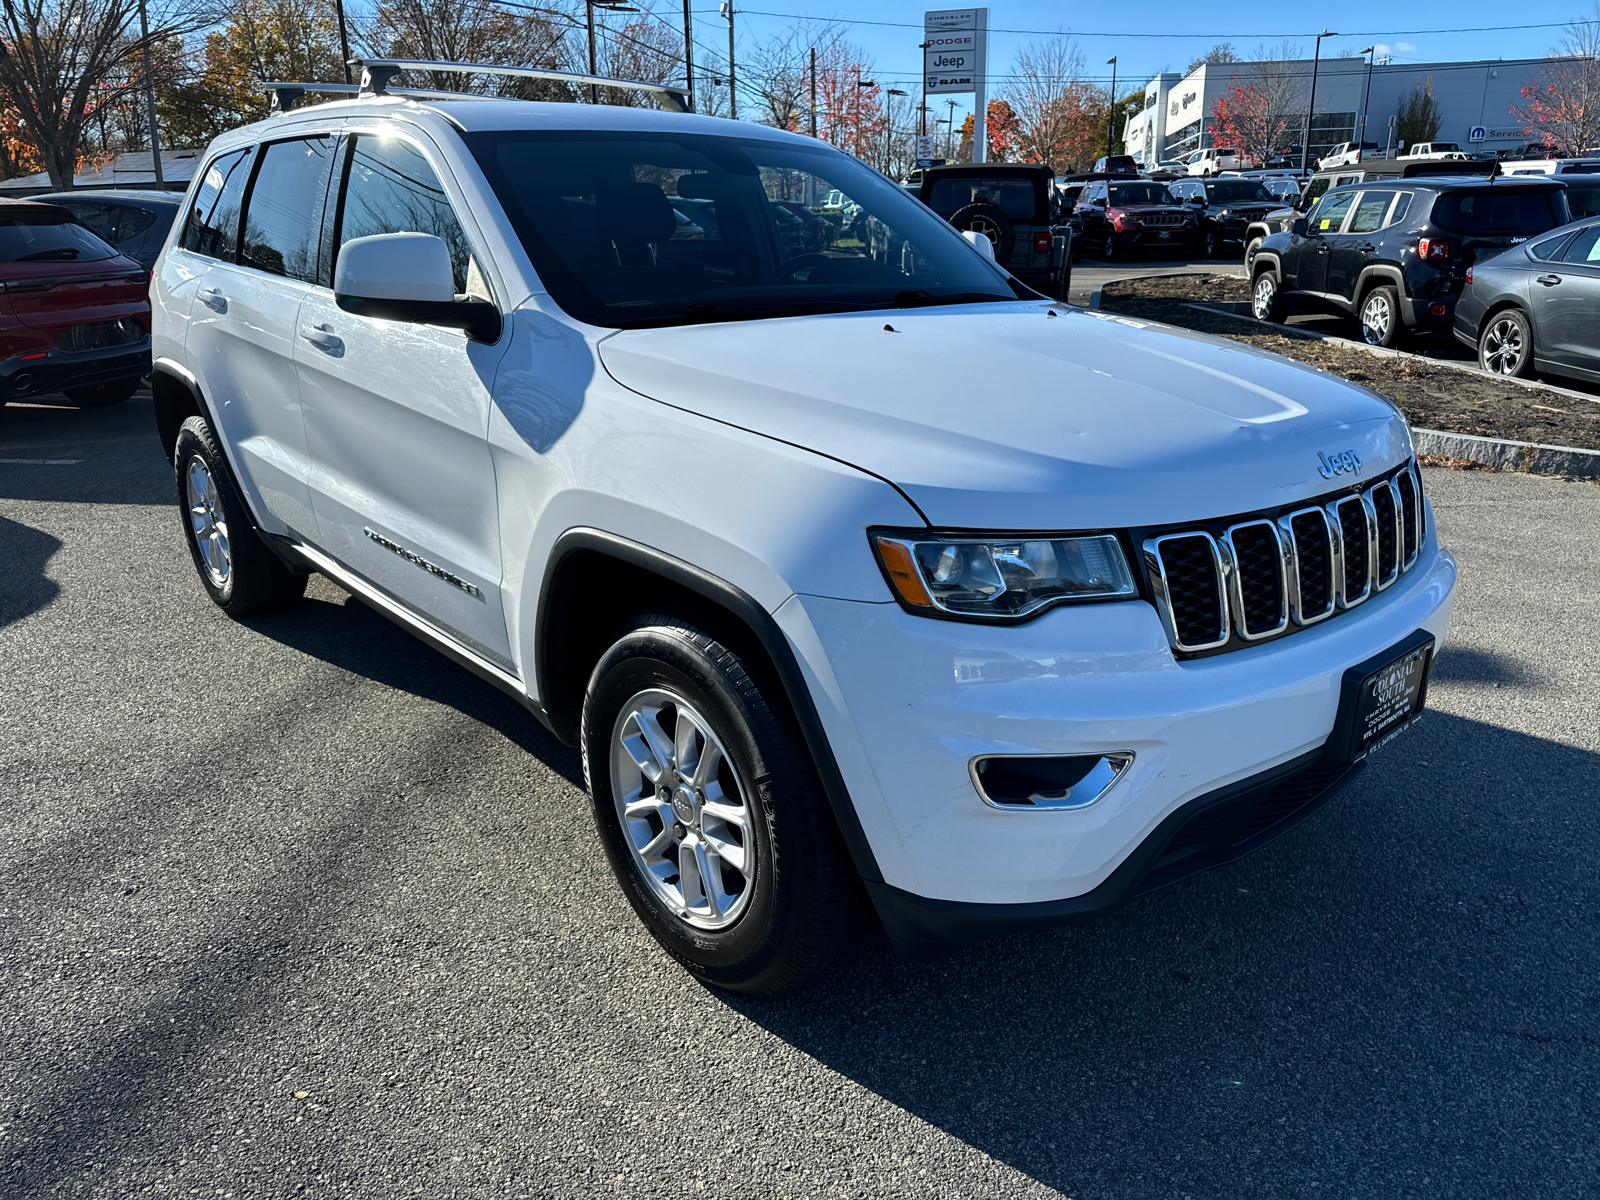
[0,197,151,408]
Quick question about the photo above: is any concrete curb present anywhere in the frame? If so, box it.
[1412,428,1600,477]
[1179,301,1600,407]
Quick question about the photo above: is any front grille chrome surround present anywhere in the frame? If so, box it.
[1329,494,1375,609]
[1142,532,1229,652]
[1276,506,1337,625]
[1140,461,1428,658]
[1219,520,1288,640]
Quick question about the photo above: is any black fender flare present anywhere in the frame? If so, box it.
[533,527,885,885]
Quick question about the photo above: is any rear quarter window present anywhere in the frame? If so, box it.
[1431,189,1565,236]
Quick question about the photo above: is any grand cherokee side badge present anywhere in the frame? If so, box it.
[364,528,481,597]
[1317,449,1362,480]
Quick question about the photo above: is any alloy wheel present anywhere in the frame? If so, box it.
[185,456,232,589]
[1252,274,1277,319]
[610,688,753,930]
[1361,292,1393,345]
[1481,315,1527,375]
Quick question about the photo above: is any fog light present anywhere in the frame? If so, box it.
[970,753,1133,810]
[11,373,32,393]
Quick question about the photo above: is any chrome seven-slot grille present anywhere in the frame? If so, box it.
[1140,213,1187,227]
[1142,461,1425,656]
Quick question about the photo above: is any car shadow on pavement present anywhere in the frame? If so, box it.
[245,588,584,789]
[724,710,1600,1195]
[0,515,61,628]
[0,395,172,507]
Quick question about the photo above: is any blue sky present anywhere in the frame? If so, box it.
[695,1,1587,130]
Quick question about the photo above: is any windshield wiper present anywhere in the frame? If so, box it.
[17,247,79,261]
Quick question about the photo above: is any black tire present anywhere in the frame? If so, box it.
[1202,224,1222,258]
[1244,236,1263,271]
[1478,308,1536,378]
[173,415,307,618]
[1359,284,1406,348]
[1251,269,1285,323]
[1103,232,1120,262]
[582,615,864,996]
[948,202,1016,264]
[64,377,140,408]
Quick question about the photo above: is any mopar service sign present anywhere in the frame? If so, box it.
[924,8,987,95]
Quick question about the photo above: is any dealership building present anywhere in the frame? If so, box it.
[1123,55,1564,165]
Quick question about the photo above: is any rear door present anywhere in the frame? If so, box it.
[1536,223,1600,374]
[294,129,513,667]
[1327,189,1396,300]
[183,135,338,539]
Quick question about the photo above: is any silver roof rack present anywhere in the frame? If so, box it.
[350,58,689,113]
[261,81,468,115]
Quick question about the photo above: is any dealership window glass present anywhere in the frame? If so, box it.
[1347,190,1396,234]
[1430,188,1565,236]
[339,135,473,293]
[240,137,336,281]
[182,148,251,260]
[927,176,1040,221]
[466,129,1021,329]
[1310,190,1357,233]
[1560,225,1600,264]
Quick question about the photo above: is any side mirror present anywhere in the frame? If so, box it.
[1093,197,1107,208]
[962,229,996,262]
[335,232,500,343]
[1291,218,1309,237]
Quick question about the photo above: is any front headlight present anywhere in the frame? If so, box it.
[872,533,1138,620]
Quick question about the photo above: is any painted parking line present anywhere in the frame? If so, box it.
[0,458,84,465]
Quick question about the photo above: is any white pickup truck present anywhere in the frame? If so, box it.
[1399,141,1470,161]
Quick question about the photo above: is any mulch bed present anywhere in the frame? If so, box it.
[1098,275,1600,453]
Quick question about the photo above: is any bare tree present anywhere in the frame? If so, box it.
[1186,42,1239,75]
[998,37,1091,172]
[1512,5,1600,154]
[0,0,201,187]
[742,22,846,132]
[367,0,570,97]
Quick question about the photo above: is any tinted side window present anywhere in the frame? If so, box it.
[1311,191,1357,233]
[1564,184,1600,219]
[1347,190,1395,234]
[338,135,471,293]
[1529,230,1576,261]
[1560,226,1600,264]
[240,137,337,281]
[65,202,117,242]
[182,148,251,260]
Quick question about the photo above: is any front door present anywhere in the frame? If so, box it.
[295,130,513,668]
[1288,190,1356,293]
[1535,223,1600,374]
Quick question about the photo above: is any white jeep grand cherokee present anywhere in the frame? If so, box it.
[149,78,1457,995]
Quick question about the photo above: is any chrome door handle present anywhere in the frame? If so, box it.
[198,287,226,312]
[299,324,343,351]
[1536,274,1562,286]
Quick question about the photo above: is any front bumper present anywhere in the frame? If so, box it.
[0,340,150,400]
[778,516,1456,942]
[1113,227,1197,251]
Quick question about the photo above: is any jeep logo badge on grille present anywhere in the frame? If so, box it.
[1317,450,1363,480]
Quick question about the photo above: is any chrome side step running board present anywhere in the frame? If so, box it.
[277,537,551,728]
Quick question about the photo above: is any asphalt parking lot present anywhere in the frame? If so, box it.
[3,392,1598,1199]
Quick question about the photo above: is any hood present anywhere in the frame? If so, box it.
[1115,204,1191,216]
[597,301,1411,530]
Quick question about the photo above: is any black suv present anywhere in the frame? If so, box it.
[1249,176,1571,346]
[1093,155,1139,174]
[919,163,1072,298]
[1168,177,1280,257]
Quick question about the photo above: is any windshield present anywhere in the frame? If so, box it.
[0,219,118,263]
[1108,182,1176,206]
[1205,181,1274,203]
[926,175,1040,220]
[1432,143,1460,152]
[466,130,1022,329]
[1431,188,1566,235]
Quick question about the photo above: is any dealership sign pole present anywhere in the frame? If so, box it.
[923,8,988,164]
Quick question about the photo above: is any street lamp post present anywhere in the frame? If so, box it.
[946,98,957,159]
[1359,46,1376,153]
[886,87,907,174]
[1300,30,1338,172]
[1105,56,1117,157]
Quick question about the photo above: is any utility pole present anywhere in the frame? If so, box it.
[721,1,737,119]
[810,47,817,138]
[1300,31,1337,172]
[137,0,162,185]
[334,0,352,84]
[681,0,695,112]
[586,0,599,104]
[1105,56,1117,156]
[1359,46,1376,151]
[946,99,957,159]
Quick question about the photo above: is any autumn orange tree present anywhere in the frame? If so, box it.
[1512,7,1600,154]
